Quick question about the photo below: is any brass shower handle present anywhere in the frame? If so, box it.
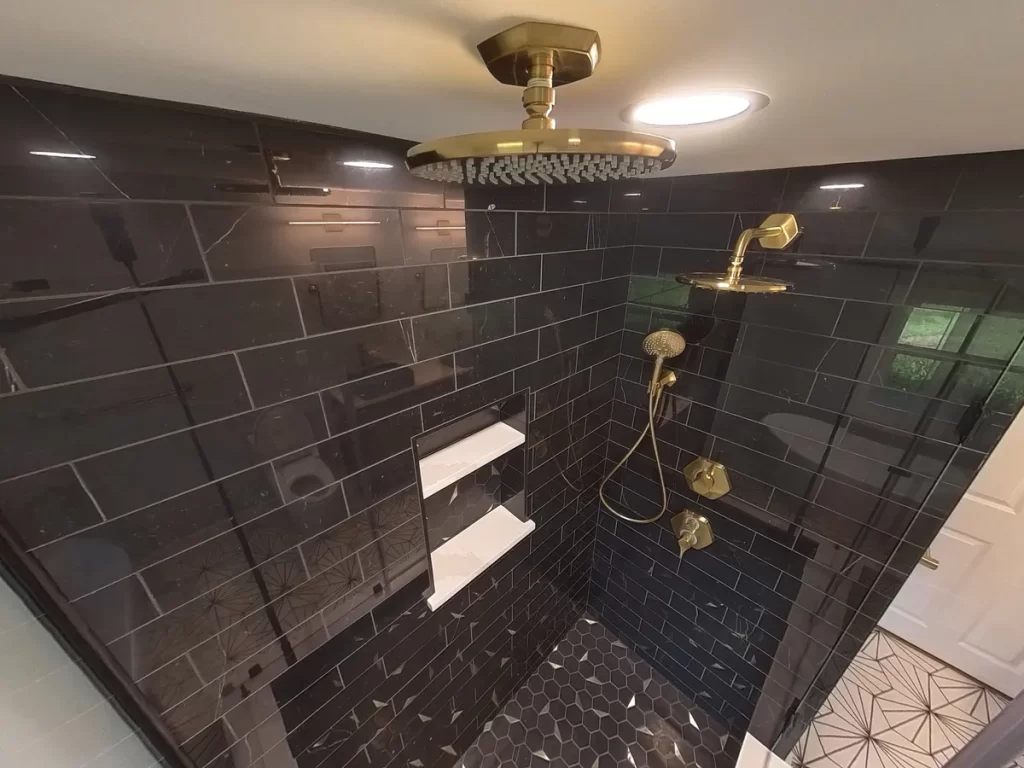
[683,457,731,500]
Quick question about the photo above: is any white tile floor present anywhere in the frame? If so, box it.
[787,628,1024,768]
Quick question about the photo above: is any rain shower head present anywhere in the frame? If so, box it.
[677,213,800,293]
[643,329,686,359]
[406,22,676,186]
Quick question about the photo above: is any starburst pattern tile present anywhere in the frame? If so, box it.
[788,628,1024,768]
[459,614,741,768]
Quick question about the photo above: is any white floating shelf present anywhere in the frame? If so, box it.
[418,421,524,499]
[426,505,534,611]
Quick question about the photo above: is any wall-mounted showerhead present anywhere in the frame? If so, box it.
[677,213,801,293]
[406,22,676,186]
[643,329,686,359]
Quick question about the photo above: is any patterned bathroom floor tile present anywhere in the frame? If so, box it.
[788,628,1024,768]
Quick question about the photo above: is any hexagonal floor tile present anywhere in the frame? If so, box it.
[457,615,742,768]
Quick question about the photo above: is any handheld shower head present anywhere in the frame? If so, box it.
[643,329,686,359]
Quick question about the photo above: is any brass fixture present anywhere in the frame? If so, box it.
[599,330,685,524]
[406,22,676,186]
[920,548,940,570]
[676,213,801,293]
[683,457,731,500]
[671,510,714,556]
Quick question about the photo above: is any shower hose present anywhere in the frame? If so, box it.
[598,379,671,525]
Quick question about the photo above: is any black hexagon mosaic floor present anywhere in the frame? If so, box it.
[459,614,742,768]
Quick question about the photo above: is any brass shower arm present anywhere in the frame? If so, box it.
[726,222,790,282]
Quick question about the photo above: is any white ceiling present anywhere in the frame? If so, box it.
[1,0,1022,176]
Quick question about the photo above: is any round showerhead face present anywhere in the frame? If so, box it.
[677,273,793,294]
[407,128,676,185]
[643,329,686,359]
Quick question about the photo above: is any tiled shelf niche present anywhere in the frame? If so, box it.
[414,391,531,610]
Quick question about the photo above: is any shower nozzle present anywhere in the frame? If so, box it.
[643,330,686,359]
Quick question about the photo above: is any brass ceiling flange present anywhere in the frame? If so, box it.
[476,22,601,87]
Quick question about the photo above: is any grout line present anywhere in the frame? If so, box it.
[234,352,256,409]
[858,211,881,258]
[296,545,313,582]
[943,162,966,211]
[135,573,164,615]
[289,278,308,337]
[69,462,107,521]
[184,205,215,283]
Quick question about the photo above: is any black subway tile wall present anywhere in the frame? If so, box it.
[4,71,1021,768]
[0,78,620,768]
[597,150,1024,757]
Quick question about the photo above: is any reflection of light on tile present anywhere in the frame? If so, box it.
[30,150,96,159]
[819,183,864,190]
[342,160,393,169]
[287,220,380,225]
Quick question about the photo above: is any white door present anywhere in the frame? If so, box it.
[879,408,1024,697]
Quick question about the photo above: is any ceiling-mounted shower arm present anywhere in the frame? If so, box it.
[522,50,556,129]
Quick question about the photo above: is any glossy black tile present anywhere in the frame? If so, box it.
[411,300,515,359]
[12,83,272,201]
[0,465,103,548]
[582,276,629,313]
[759,256,917,303]
[780,156,962,212]
[448,255,540,305]
[779,211,877,257]
[190,204,406,278]
[238,319,414,406]
[77,393,326,519]
[541,248,604,289]
[0,355,248,481]
[422,373,514,429]
[3,281,302,386]
[462,184,544,211]
[401,209,517,263]
[257,121,442,208]
[0,200,206,300]
[516,212,596,254]
[454,331,538,387]
[670,169,788,213]
[718,291,844,334]
[866,210,1024,264]
[537,314,596,358]
[322,358,455,432]
[513,351,576,395]
[611,177,673,213]
[635,212,735,249]
[515,286,583,332]
[947,149,1024,210]
[295,265,448,334]
[544,181,611,212]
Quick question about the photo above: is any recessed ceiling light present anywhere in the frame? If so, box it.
[623,192,642,197]
[628,91,769,127]
[342,160,393,169]
[30,150,96,159]
[820,183,865,190]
